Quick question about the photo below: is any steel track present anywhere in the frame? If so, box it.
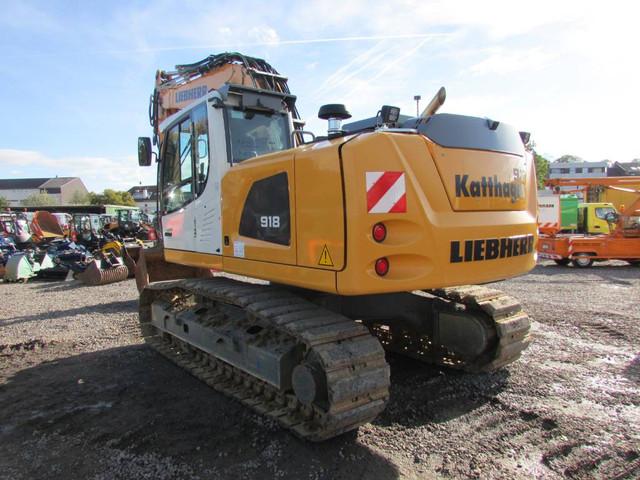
[427,285,531,372]
[368,285,531,372]
[139,278,390,441]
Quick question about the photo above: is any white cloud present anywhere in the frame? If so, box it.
[287,0,584,39]
[468,48,555,76]
[0,149,156,192]
[247,26,280,45]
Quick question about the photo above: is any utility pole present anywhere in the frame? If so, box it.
[413,95,421,116]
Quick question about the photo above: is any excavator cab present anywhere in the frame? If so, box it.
[0,213,15,236]
[146,84,296,263]
[72,214,102,249]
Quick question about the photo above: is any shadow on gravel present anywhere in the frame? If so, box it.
[31,280,91,293]
[624,354,640,384]
[0,345,400,480]
[2,300,138,327]
[375,353,509,428]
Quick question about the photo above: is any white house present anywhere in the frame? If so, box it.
[128,185,158,215]
[548,160,609,179]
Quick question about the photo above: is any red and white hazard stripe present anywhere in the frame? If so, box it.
[539,222,559,229]
[366,171,406,213]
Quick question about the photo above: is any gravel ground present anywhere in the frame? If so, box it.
[0,261,638,479]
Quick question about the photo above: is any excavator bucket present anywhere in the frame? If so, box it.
[75,259,129,286]
[122,245,140,278]
[3,253,38,282]
[31,211,65,240]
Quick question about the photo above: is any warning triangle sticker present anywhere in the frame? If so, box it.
[318,245,334,267]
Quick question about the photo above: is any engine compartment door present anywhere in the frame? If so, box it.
[419,114,529,212]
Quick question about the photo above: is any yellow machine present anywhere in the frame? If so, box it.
[577,202,618,235]
[136,53,536,440]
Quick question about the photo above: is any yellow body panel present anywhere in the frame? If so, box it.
[221,152,297,266]
[429,143,527,211]
[600,185,640,213]
[209,130,537,295]
[223,256,336,292]
[336,132,537,294]
[165,249,223,269]
[294,141,346,271]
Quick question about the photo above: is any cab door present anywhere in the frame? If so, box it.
[192,102,223,256]
[159,115,197,252]
[591,206,615,234]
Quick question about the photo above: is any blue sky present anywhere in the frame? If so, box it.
[1,0,638,192]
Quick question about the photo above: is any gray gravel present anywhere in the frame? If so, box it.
[0,262,639,479]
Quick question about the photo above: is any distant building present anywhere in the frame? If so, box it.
[128,185,158,215]
[607,161,640,177]
[548,160,609,179]
[0,177,88,206]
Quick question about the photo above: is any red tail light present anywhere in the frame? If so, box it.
[148,228,157,241]
[372,223,387,242]
[375,257,389,276]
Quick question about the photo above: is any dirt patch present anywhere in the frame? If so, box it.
[0,262,639,479]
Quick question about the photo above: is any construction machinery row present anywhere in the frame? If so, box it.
[537,177,640,267]
[133,52,536,440]
[0,208,156,284]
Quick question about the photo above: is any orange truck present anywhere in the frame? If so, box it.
[538,177,640,267]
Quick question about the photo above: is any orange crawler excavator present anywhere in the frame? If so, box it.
[135,52,536,440]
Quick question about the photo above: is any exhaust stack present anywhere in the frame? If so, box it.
[420,87,446,118]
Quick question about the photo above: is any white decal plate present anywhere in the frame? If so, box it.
[233,240,245,258]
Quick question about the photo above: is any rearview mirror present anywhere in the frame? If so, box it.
[138,137,152,166]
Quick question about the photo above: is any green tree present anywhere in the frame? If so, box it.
[524,139,550,189]
[69,190,89,205]
[88,189,136,206]
[533,152,550,189]
[21,193,56,206]
[87,191,103,205]
[0,195,8,209]
[555,154,583,163]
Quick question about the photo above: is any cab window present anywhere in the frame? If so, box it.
[227,109,290,163]
[595,207,615,220]
[192,103,210,194]
[162,117,194,213]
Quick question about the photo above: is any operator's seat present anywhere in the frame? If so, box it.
[235,136,258,162]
